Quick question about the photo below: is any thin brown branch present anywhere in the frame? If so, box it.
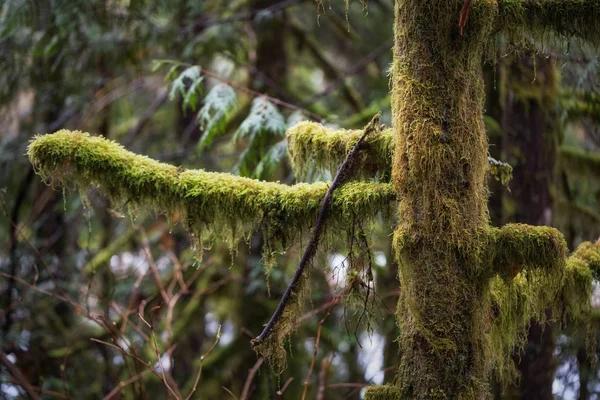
[102,369,153,400]
[185,325,222,400]
[0,351,42,400]
[276,377,294,396]
[252,114,382,346]
[240,357,264,400]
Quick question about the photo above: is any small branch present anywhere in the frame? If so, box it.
[252,114,382,346]
[240,357,264,400]
[0,351,41,400]
[276,377,294,396]
[185,325,222,400]
[301,298,337,400]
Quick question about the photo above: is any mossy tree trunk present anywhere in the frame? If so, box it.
[501,55,559,400]
[370,1,497,397]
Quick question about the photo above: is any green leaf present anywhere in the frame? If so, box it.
[168,66,204,112]
[197,84,237,151]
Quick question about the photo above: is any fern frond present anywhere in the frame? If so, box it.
[233,97,286,141]
[169,66,204,111]
[254,140,288,178]
[197,83,237,151]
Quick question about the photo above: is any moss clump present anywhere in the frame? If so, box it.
[28,131,395,252]
[497,0,600,46]
[560,241,600,321]
[288,122,513,185]
[287,121,394,180]
[489,240,600,383]
[488,224,567,280]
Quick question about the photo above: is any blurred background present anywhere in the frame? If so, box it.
[0,0,599,399]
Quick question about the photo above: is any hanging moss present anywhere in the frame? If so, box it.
[488,240,600,385]
[287,121,394,180]
[28,130,396,259]
[288,122,512,184]
[497,0,600,45]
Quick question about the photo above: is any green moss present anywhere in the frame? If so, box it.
[28,129,396,373]
[28,131,395,258]
[489,224,567,280]
[288,122,512,184]
[497,0,600,46]
[489,240,600,384]
[287,122,394,180]
[364,384,402,400]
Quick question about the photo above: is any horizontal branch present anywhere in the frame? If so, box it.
[488,237,598,383]
[287,122,394,180]
[287,122,513,183]
[559,146,600,176]
[488,223,567,280]
[497,0,600,45]
[28,130,396,253]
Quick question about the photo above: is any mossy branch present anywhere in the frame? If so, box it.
[559,146,600,177]
[489,223,567,280]
[27,130,396,257]
[497,0,600,45]
[288,121,512,183]
[251,114,383,371]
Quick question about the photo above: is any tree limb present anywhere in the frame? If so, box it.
[251,114,382,346]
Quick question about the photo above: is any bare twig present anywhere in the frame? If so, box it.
[316,357,331,400]
[0,351,41,400]
[240,357,264,400]
[276,377,294,396]
[102,369,153,400]
[185,325,222,400]
[252,114,382,346]
[301,297,337,400]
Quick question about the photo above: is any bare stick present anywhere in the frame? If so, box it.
[276,377,294,396]
[0,351,41,400]
[240,357,264,400]
[185,325,222,400]
[252,114,381,346]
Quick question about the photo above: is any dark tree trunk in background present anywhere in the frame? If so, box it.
[501,55,559,400]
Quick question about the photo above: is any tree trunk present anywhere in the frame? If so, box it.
[501,55,559,400]
[367,1,498,398]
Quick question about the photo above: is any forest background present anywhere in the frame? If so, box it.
[1,0,600,399]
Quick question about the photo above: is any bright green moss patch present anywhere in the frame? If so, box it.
[497,0,600,46]
[28,130,396,257]
[288,122,513,185]
[489,223,567,280]
[287,121,394,180]
[489,240,600,383]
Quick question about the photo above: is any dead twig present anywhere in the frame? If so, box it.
[185,325,222,400]
[252,114,382,346]
[0,351,41,400]
[240,357,264,400]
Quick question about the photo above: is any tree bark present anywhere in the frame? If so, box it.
[367,1,498,398]
[501,55,559,400]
